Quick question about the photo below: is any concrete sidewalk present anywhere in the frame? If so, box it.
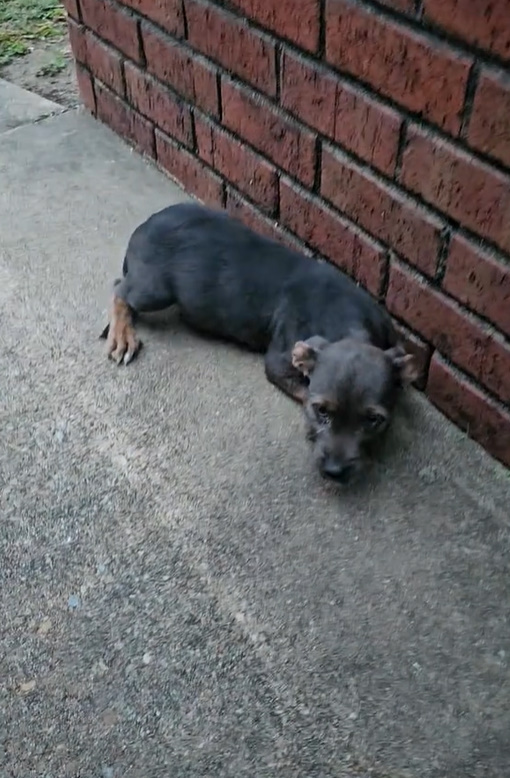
[0,89,509,778]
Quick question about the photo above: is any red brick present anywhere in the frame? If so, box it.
[195,117,278,212]
[155,131,224,207]
[468,69,510,169]
[227,0,320,52]
[142,25,218,116]
[393,322,431,390]
[484,334,510,405]
[386,260,510,402]
[221,79,316,186]
[81,0,142,63]
[64,0,81,21]
[427,354,510,469]
[86,31,124,95]
[280,50,401,176]
[186,0,276,95]
[125,63,193,146]
[75,64,96,114]
[68,19,87,62]
[225,189,307,253]
[422,0,510,62]
[280,51,335,138]
[279,179,387,296]
[321,145,442,276]
[387,261,479,361]
[95,84,155,157]
[69,23,124,95]
[401,127,510,254]
[325,0,470,135]
[226,188,278,240]
[119,0,185,37]
[443,235,510,338]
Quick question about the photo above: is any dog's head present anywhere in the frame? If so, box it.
[292,336,418,483]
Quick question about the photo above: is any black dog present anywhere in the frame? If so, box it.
[101,203,417,482]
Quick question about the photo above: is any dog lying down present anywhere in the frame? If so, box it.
[101,203,418,483]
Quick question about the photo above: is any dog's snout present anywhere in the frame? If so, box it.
[321,457,358,483]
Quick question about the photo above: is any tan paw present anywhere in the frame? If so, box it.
[105,297,141,365]
[107,321,140,365]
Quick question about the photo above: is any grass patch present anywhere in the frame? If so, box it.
[37,50,66,76]
[0,0,66,66]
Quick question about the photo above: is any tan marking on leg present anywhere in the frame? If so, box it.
[105,295,140,365]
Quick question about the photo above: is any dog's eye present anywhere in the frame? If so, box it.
[314,404,331,424]
[363,412,386,431]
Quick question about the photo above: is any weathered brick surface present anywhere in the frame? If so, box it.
[120,0,185,36]
[442,235,510,338]
[387,261,510,403]
[95,83,155,156]
[67,0,510,466]
[156,130,224,206]
[125,63,193,146]
[142,25,219,116]
[64,0,81,21]
[422,0,510,61]
[280,50,401,175]
[401,127,510,254]
[325,0,471,134]
[185,0,276,95]
[69,22,124,96]
[387,261,486,377]
[221,79,316,186]
[280,179,387,296]
[225,188,307,252]
[321,145,442,276]
[75,63,96,114]
[226,0,320,51]
[195,116,278,212]
[68,19,87,62]
[468,69,510,169]
[427,355,510,468]
[81,0,142,62]
[484,335,510,405]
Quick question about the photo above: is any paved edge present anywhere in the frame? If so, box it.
[0,78,64,134]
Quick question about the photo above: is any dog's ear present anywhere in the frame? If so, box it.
[385,345,420,385]
[292,337,329,376]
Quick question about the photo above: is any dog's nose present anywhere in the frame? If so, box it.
[321,458,357,483]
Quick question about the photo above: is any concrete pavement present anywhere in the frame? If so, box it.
[0,90,509,778]
[0,78,63,134]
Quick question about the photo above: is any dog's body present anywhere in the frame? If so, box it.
[103,203,416,482]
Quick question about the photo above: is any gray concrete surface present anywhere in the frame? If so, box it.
[0,78,63,134]
[0,106,509,778]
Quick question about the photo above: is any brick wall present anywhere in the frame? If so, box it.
[66,0,510,468]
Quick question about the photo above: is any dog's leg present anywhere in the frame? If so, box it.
[100,278,137,340]
[105,290,140,365]
[264,349,308,403]
[103,275,176,365]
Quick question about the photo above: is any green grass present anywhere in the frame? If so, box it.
[0,0,66,66]
[36,50,66,75]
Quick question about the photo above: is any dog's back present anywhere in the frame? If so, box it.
[123,203,395,352]
[123,203,310,350]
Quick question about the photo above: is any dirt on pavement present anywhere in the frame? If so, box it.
[1,33,79,107]
[0,0,78,108]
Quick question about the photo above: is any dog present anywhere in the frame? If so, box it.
[101,203,418,483]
